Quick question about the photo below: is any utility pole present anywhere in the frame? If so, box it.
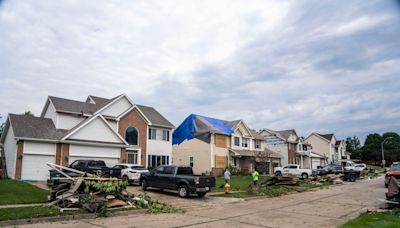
[381,137,393,168]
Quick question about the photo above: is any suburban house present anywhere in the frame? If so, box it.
[296,138,325,169]
[304,133,349,165]
[172,114,282,175]
[258,129,298,165]
[0,94,174,180]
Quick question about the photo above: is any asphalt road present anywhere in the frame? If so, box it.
[18,176,386,228]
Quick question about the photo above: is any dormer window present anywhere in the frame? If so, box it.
[234,137,240,146]
[125,126,138,145]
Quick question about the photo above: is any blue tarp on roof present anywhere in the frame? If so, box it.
[172,114,234,145]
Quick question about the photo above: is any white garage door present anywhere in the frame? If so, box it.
[69,145,120,167]
[311,158,321,169]
[21,154,55,180]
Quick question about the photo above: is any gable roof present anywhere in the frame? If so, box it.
[318,133,334,141]
[260,128,298,142]
[48,96,107,115]
[87,95,111,107]
[137,105,174,128]
[8,114,68,141]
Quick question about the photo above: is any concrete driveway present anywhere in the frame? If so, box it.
[19,176,386,228]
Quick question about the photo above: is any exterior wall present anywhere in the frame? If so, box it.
[57,113,86,130]
[172,138,212,175]
[305,134,329,162]
[107,120,118,132]
[55,143,62,165]
[3,126,17,178]
[69,144,120,167]
[61,144,70,166]
[69,117,122,143]
[15,141,23,179]
[267,143,288,165]
[119,108,147,167]
[100,97,131,117]
[288,143,296,164]
[24,141,56,156]
[43,101,58,126]
[147,127,172,158]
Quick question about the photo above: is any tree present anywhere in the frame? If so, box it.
[0,115,4,138]
[254,149,272,175]
[381,132,400,162]
[23,111,34,116]
[345,136,362,159]
[361,133,383,164]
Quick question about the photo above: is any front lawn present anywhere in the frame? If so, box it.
[0,206,80,221]
[342,210,400,228]
[212,175,331,198]
[0,179,49,205]
[213,175,268,192]
[367,165,385,173]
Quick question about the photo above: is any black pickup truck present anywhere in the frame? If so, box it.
[140,165,215,198]
[65,160,121,178]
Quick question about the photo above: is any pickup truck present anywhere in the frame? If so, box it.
[274,164,312,179]
[140,165,216,198]
[66,160,121,178]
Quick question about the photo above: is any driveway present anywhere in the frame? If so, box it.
[18,176,386,228]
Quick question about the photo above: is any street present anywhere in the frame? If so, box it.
[18,176,386,228]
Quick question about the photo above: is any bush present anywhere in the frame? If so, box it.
[228,165,243,175]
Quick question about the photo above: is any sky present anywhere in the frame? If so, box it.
[0,0,399,143]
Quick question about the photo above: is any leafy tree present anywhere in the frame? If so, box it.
[346,136,362,159]
[23,111,34,116]
[0,115,4,138]
[361,133,382,163]
[381,132,400,162]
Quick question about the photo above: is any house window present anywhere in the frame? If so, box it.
[298,144,302,151]
[162,130,170,141]
[189,157,194,167]
[147,155,169,169]
[242,138,249,148]
[148,128,156,140]
[255,140,261,149]
[127,150,138,164]
[125,127,138,145]
[234,137,240,146]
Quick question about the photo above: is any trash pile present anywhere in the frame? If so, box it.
[310,174,343,184]
[261,176,299,186]
[45,163,181,214]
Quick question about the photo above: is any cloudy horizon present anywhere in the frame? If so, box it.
[1,0,400,143]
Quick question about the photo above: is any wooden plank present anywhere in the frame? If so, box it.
[215,155,228,168]
[215,134,228,148]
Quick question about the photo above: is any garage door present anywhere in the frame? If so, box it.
[21,154,55,180]
[311,158,321,169]
[69,145,120,167]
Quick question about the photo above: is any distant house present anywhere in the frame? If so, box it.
[172,114,282,175]
[0,94,174,180]
[304,133,348,164]
[258,129,298,165]
[296,138,325,169]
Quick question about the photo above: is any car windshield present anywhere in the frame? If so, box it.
[390,164,400,171]
[129,166,146,170]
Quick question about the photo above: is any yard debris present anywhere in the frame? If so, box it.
[261,176,299,186]
[386,176,400,207]
[45,163,181,214]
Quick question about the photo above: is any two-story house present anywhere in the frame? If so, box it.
[172,114,282,175]
[296,138,325,169]
[304,133,340,164]
[0,94,174,180]
[258,129,298,165]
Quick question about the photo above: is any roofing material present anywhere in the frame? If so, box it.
[229,148,283,158]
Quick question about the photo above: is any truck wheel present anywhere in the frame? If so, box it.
[142,179,148,191]
[275,171,282,176]
[178,185,189,198]
[301,173,308,179]
[197,192,207,198]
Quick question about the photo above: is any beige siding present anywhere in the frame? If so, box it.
[100,96,132,117]
[68,117,122,143]
[172,138,212,175]
[305,134,329,159]
[3,126,17,178]
[57,113,86,130]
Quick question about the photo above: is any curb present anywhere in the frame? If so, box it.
[0,209,147,227]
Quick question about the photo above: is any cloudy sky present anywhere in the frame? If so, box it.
[0,0,399,142]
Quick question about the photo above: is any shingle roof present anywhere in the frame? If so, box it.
[318,133,334,141]
[8,114,68,140]
[136,105,174,128]
[250,129,265,140]
[274,129,297,141]
[49,96,101,115]
[88,95,111,107]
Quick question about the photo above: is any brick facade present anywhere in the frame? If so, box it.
[15,141,24,179]
[61,144,70,166]
[55,143,62,165]
[288,143,296,164]
[119,108,148,166]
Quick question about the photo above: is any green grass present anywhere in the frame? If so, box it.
[213,175,331,198]
[213,175,268,192]
[0,179,49,205]
[0,206,80,221]
[342,210,400,228]
[367,165,385,173]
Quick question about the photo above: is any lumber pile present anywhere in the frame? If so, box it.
[262,176,299,186]
[310,174,343,184]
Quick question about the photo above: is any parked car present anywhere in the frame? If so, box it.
[313,165,343,176]
[67,160,121,178]
[140,165,216,198]
[274,164,312,179]
[385,162,400,188]
[353,163,367,172]
[112,163,149,185]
